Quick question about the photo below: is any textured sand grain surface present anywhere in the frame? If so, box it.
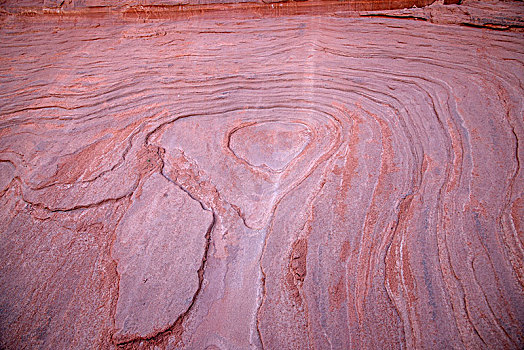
[0,0,523,348]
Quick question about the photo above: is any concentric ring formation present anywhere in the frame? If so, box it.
[0,9,522,350]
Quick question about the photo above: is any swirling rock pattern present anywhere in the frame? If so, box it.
[0,1,523,349]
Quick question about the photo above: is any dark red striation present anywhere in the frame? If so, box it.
[1,0,439,15]
[0,0,523,349]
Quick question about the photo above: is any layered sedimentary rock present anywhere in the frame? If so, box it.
[0,0,523,349]
[0,0,439,15]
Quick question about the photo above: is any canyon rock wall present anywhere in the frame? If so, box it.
[0,1,523,349]
[0,0,438,13]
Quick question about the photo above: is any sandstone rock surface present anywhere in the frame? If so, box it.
[112,173,213,344]
[0,0,523,349]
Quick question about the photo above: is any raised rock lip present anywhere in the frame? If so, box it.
[228,121,312,173]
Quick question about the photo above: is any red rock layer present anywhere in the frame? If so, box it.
[0,0,440,17]
[0,1,523,349]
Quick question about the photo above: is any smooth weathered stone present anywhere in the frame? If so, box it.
[0,0,523,349]
[112,173,213,344]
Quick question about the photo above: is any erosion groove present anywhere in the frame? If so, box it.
[0,0,523,349]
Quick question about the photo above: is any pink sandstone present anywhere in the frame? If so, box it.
[0,0,523,349]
